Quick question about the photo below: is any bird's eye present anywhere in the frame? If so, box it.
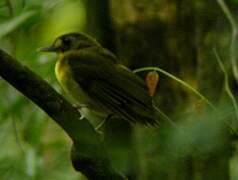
[63,37,72,45]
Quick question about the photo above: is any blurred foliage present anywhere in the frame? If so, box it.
[0,0,86,179]
[0,0,238,180]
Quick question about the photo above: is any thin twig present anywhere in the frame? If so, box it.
[213,48,238,122]
[217,0,238,84]
[12,118,25,155]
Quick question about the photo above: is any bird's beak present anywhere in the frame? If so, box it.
[37,45,58,52]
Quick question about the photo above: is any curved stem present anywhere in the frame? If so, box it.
[217,0,238,84]
[133,67,216,110]
[213,48,238,122]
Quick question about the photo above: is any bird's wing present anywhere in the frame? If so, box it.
[66,48,158,125]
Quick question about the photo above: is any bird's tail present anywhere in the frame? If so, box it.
[152,100,178,128]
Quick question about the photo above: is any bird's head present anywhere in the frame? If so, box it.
[38,32,100,53]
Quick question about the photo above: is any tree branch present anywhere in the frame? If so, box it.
[0,49,124,180]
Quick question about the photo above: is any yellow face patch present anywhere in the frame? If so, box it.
[54,39,62,48]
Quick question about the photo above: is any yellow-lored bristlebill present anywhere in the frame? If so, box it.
[38,32,159,125]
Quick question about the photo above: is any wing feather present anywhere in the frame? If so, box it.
[66,48,158,125]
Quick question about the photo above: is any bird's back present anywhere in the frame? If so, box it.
[58,46,158,125]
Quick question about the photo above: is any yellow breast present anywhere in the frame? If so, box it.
[55,55,109,122]
[55,55,88,104]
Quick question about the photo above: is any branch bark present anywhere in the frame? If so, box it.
[0,49,124,180]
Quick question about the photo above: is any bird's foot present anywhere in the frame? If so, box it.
[94,114,113,132]
[79,114,85,120]
[73,104,81,112]
[95,118,107,131]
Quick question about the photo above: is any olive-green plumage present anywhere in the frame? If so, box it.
[39,32,158,125]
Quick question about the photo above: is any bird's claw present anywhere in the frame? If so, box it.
[79,114,84,120]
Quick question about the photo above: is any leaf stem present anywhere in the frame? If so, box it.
[133,67,216,110]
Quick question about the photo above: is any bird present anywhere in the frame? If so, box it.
[38,32,159,126]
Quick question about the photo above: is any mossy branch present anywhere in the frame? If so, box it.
[0,49,124,180]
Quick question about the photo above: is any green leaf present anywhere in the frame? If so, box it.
[0,11,35,39]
